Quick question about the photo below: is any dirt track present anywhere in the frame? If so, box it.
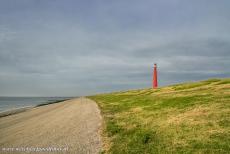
[0,97,102,154]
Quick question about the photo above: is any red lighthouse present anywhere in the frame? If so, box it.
[153,63,158,88]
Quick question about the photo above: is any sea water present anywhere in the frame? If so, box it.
[0,97,73,112]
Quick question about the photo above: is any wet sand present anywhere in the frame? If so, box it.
[0,97,102,154]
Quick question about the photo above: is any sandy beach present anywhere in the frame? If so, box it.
[0,97,102,154]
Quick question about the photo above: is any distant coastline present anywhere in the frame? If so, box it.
[0,106,33,118]
[35,99,70,107]
[0,97,74,118]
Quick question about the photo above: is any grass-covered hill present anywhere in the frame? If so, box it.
[89,78,230,154]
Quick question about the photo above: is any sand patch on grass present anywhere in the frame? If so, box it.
[167,106,210,125]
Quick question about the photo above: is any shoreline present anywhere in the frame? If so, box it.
[0,99,71,118]
[0,98,102,153]
[0,106,33,118]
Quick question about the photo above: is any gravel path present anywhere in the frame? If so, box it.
[0,97,102,154]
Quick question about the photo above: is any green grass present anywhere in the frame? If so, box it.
[88,78,230,154]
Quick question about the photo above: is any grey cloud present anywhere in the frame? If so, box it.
[0,0,229,96]
[132,38,230,58]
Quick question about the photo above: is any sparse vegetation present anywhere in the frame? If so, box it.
[89,78,230,154]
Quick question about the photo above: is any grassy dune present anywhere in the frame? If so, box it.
[89,78,230,154]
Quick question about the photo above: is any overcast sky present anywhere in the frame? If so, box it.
[0,0,230,96]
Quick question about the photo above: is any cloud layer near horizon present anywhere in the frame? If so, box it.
[0,0,230,96]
